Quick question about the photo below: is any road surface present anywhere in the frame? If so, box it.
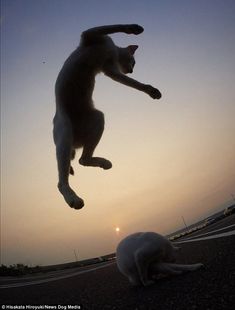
[1,214,235,309]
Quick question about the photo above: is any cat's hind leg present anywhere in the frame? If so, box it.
[53,116,84,209]
[79,110,112,170]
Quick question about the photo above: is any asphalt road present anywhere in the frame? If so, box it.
[1,214,235,310]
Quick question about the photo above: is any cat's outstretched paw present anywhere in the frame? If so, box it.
[145,85,162,99]
[125,24,144,35]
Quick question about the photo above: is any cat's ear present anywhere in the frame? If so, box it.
[127,45,138,55]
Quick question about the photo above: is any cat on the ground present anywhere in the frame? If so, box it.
[116,232,204,286]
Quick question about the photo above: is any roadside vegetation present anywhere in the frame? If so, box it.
[0,264,42,276]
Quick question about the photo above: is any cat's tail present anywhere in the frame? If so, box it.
[70,166,74,175]
[70,149,76,175]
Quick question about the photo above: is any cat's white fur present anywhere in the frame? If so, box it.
[53,24,161,209]
[116,232,203,286]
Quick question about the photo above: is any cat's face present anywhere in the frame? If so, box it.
[118,45,138,74]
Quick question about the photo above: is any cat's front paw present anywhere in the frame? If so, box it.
[125,24,144,35]
[145,85,162,99]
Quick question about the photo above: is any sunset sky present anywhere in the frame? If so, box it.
[1,0,235,266]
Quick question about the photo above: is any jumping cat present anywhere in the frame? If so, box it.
[116,232,204,286]
[53,24,162,209]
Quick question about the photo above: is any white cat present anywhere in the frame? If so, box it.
[53,24,162,210]
[116,232,204,286]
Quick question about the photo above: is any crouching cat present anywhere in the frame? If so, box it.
[53,24,162,210]
[116,232,204,286]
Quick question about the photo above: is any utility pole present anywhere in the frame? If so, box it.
[181,216,189,233]
[231,194,235,204]
[73,249,79,262]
